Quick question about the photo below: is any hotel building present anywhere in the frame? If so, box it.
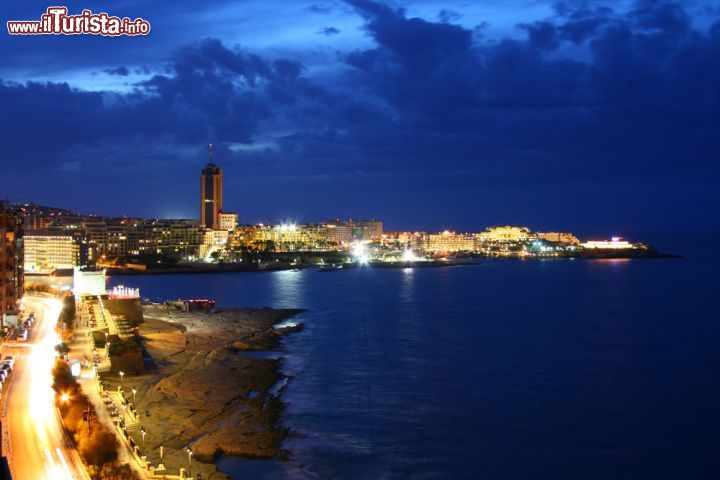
[252,224,337,252]
[417,231,474,253]
[536,232,580,244]
[352,220,383,242]
[23,231,91,272]
[324,222,353,247]
[324,219,383,244]
[581,237,635,249]
[477,226,533,243]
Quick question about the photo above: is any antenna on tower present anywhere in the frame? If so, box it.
[208,143,214,164]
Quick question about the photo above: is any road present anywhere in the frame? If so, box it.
[4,295,90,480]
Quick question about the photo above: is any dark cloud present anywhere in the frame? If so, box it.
[348,0,472,62]
[307,3,335,14]
[630,0,691,32]
[437,9,462,23]
[518,21,560,50]
[1,0,719,231]
[318,27,341,35]
[104,66,130,76]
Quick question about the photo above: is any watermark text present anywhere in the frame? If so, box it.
[7,7,151,36]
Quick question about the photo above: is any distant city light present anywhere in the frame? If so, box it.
[351,242,366,259]
[402,249,417,262]
[581,238,634,249]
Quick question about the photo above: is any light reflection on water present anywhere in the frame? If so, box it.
[271,269,304,308]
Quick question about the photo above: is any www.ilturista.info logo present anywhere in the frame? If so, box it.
[7,6,150,36]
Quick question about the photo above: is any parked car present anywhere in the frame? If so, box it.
[0,364,11,375]
[17,330,27,342]
[0,371,7,382]
[3,356,15,368]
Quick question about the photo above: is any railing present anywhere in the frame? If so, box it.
[96,382,194,480]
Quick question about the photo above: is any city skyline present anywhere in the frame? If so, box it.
[0,146,685,240]
[2,0,719,234]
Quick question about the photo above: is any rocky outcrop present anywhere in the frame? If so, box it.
[124,308,302,479]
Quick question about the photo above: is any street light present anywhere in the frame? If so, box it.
[132,387,137,404]
[119,371,124,387]
[60,393,70,403]
[120,403,126,423]
[141,427,146,448]
[187,447,193,475]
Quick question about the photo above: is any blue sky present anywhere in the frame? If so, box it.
[1,0,719,235]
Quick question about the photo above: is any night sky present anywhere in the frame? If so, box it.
[1,1,719,236]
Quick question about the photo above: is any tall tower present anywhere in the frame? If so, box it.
[200,144,223,229]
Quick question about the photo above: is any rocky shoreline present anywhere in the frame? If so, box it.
[123,305,303,479]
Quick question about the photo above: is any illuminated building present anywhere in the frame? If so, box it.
[581,237,635,249]
[536,232,580,244]
[382,232,420,249]
[322,219,382,245]
[23,231,91,272]
[199,229,229,260]
[136,219,204,257]
[82,221,110,255]
[324,222,353,247]
[478,226,532,242]
[0,206,23,326]
[217,212,238,231]
[200,144,223,229]
[107,224,130,257]
[227,223,353,252]
[418,231,474,254]
[229,225,261,248]
[352,220,383,242]
[65,218,206,260]
[253,223,337,252]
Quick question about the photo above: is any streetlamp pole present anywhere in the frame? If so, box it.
[119,370,124,388]
[187,447,193,476]
[141,427,146,448]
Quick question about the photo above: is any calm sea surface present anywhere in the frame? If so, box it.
[108,234,720,480]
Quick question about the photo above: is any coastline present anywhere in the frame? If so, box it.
[105,252,680,276]
[106,264,309,276]
[114,305,303,479]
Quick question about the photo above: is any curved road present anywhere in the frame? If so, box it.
[4,295,89,480]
